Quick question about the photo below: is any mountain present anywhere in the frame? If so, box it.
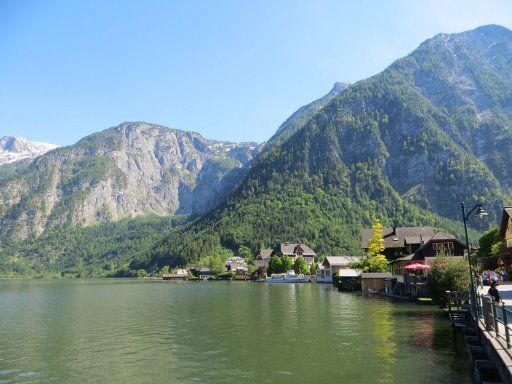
[145,25,512,268]
[0,122,261,243]
[2,25,511,277]
[0,136,58,165]
[266,81,350,148]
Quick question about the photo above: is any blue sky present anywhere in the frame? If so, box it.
[1,0,511,146]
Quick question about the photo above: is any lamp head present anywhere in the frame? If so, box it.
[475,206,489,219]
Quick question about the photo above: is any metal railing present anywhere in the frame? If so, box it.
[475,293,512,349]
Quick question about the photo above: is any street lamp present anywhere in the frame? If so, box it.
[461,202,488,316]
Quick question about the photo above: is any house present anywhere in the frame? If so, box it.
[255,249,273,273]
[225,256,249,275]
[316,256,361,283]
[254,243,317,275]
[162,269,188,280]
[361,272,394,293]
[390,232,466,276]
[500,207,512,261]
[190,266,212,278]
[361,226,436,260]
[279,243,316,266]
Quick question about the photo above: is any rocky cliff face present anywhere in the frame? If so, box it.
[0,122,261,241]
[0,136,58,165]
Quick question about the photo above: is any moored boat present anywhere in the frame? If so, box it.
[265,270,310,283]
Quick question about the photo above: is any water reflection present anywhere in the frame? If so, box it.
[0,280,472,384]
[371,303,397,383]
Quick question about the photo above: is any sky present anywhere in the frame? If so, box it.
[1,0,511,146]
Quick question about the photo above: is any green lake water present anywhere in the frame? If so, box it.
[0,279,471,383]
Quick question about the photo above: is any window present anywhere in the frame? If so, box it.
[432,242,454,255]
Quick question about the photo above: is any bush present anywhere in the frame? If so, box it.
[428,256,470,305]
[136,269,147,278]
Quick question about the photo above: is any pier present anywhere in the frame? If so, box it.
[448,282,512,383]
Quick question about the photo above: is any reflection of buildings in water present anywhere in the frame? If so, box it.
[410,313,434,348]
[371,305,397,384]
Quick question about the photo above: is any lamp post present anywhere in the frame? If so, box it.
[461,202,488,316]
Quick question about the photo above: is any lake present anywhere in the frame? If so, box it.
[0,279,471,383]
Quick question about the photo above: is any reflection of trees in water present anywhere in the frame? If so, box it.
[410,312,435,348]
[371,304,397,384]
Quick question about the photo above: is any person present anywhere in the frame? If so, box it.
[478,274,484,290]
[488,281,501,303]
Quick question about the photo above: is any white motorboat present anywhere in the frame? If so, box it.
[265,270,310,283]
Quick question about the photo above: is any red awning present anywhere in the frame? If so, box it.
[404,263,431,271]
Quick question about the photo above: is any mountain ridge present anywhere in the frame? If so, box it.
[0,122,262,243]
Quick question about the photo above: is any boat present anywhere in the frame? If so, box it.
[265,270,310,283]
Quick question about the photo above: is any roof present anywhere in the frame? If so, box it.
[361,272,393,279]
[500,207,512,238]
[415,232,465,253]
[393,254,418,262]
[257,249,273,260]
[323,256,362,267]
[338,269,361,277]
[404,236,422,245]
[424,256,463,266]
[226,257,248,268]
[280,243,316,256]
[361,227,435,249]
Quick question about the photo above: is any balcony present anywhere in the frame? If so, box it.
[404,275,428,285]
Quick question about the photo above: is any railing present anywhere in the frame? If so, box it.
[404,275,428,284]
[475,293,512,349]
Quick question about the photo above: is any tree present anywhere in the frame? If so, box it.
[209,255,225,275]
[367,255,389,272]
[268,257,283,275]
[352,219,389,272]
[368,219,385,258]
[428,256,470,305]
[159,265,170,276]
[136,269,147,278]
[238,245,252,260]
[293,256,309,274]
[281,256,293,272]
[309,261,318,275]
[477,227,501,259]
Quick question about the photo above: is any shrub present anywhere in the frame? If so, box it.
[428,256,470,305]
[159,265,170,276]
[136,269,147,278]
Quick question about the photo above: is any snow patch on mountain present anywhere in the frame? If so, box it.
[0,136,58,165]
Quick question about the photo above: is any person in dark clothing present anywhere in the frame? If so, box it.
[488,281,501,302]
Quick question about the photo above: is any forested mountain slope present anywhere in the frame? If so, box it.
[146,25,512,268]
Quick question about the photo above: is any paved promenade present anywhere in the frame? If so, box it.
[479,281,512,307]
